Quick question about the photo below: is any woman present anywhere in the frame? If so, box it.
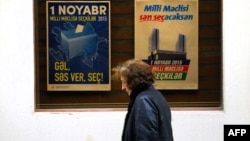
[112,59,174,141]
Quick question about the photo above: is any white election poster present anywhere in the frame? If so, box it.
[135,0,198,89]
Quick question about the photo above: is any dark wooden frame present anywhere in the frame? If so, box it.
[34,0,222,110]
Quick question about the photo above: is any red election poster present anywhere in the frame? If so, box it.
[46,1,111,91]
[135,0,198,89]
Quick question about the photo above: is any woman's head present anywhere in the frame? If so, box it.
[112,59,155,95]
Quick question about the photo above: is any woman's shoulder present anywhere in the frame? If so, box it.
[135,87,158,102]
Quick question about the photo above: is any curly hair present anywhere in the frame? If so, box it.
[112,59,155,90]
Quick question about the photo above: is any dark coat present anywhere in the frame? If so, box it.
[122,84,174,141]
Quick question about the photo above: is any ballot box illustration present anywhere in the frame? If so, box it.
[60,23,107,66]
